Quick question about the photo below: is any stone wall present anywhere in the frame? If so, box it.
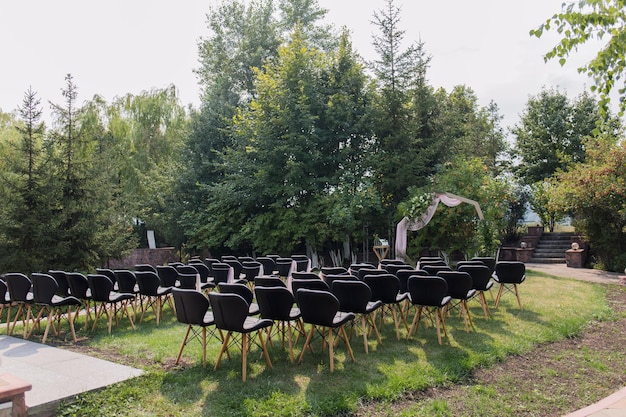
[106,247,179,269]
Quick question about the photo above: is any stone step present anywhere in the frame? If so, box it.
[530,257,567,264]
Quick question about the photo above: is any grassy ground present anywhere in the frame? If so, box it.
[42,271,617,417]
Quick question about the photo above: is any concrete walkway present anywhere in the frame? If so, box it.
[526,263,626,417]
[0,335,142,416]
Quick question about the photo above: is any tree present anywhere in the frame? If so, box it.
[0,88,56,272]
[550,138,626,271]
[512,88,608,185]
[530,0,626,117]
[370,0,436,208]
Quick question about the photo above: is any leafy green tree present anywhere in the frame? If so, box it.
[512,88,607,185]
[530,0,626,116]
[528,181,564,232]
[550,138,626,270]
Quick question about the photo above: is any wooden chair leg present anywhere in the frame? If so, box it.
[176,326,192,365]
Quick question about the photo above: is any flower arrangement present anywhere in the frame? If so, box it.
[403,192,435,219]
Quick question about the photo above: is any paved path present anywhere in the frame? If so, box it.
[526,263,626,417]
[0,335,142,416]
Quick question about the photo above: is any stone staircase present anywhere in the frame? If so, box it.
[530,232,576,263]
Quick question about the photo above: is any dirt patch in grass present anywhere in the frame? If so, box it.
[355,285,626,417]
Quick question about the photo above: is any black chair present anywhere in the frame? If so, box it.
[241,261,262,283]
[296,288,356,373]
[30,273,81,343]
[135,271,173,326]
[254,286,303,362]
[493,261,526,309]
[363,273,409,340]
[407,276,451,345]
[66,272,93,331]
[291,255,310,272]
[256,257,277,275]
[96,268,118,288]
[217,282,259,316]
[210,262,233,286]
[208,292,273,382]
[222,257,244,281]
[471,256,496,274]
[291,271,319,280]
[254,276,286,288]
[48,270,71,297]
[176,265,215,291]
[4,273,34,337]
[437,271,477,332]
[114,270,140,317]
[418,259,448,269]
[275,258,294,279]
[349,263,375,274]
[455,260,485,269]
[188,262,216,290]
[458,264,494,318]
[379,259,408,267]
[331,279,382,354]
[172,288,217,367]
[157,265,179,288]
[87,274,136,335]
[395,269,428,295]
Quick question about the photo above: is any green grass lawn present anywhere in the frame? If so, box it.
[53,271,612,417]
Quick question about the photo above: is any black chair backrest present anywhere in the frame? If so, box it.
[330,280,372,314]
[275,258,294,277]
[471,256,496,273]
[254,276,286,288]
[176,265,200,289]
[418,256,444,263]
[296,288,339,326]
[114,270,137,293]
[31,273,58,304]
[349,263,375,272]
[494,261,526,284]
[87,274,114,302]
[172,288,210,325]
[48,270,70,296]
[291,255,310,272]
[204,258,220,274]
[208,292,249,332]
[135,264,157,273]
[458,265,493,291]
[436,271,473,299]
[379,259,408,267]
[211,263,231,285]
[241,262,262,281]
[222,258,243,279]
[256,257,276,274]
[190,263,211,283]
[95,268,117,285]
[135,271,162,295]
[254,286,295,321]
[396,269,428,293]
[407,276,448,307]
[4,273,32,302]
[157,265,178,287]
[363,273,401,303]
[217,282,254,305]
[66,272,90,299]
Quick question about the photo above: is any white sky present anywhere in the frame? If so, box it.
[0,0,606,131]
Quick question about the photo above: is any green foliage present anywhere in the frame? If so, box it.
[512,88,609,185]
[550,138,626,271]
[402,157,515,259]
[531,0,626,117]
[529,181,566,232]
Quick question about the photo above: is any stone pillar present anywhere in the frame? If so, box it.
[516,248,534,263]
[565,249,585,268]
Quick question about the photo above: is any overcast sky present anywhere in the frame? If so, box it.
[0,0,605,131]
